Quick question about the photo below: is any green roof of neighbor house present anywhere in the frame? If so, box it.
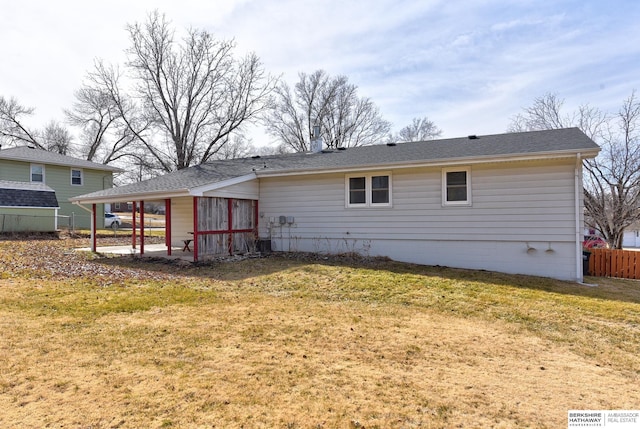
[0,146,123,172]
[0,180,59,208]
[70,127,600,203]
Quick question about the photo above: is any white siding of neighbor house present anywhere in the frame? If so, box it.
[257,158,583,281]
[622,230,640,248]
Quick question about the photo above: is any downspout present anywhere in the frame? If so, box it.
[575,153,583,282]
[72,201,96,252]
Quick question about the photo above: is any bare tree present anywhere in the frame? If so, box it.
[0,96,41,148]
[508,92,640,249]
[392,116,442,142]
[42,121,72,154]
[213,134,255,160]
[508,93,607,140]
[107,11,276,172]
[65,73,141,165]
[0,97,74,154]
[264,70,391,152]
[583,92,640,248]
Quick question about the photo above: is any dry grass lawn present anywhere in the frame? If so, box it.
[0,235,639,428]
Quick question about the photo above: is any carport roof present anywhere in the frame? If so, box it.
[70,127,600,204]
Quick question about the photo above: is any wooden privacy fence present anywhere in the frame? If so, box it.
[588,248,640,279]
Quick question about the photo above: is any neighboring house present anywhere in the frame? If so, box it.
[622,224,640,248]
[71,128,600,282]
[0,146,122,229]
[0,180,59,232]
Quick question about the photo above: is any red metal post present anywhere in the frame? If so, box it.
[227,199,233,255]
[91,204,97,252]
[254,200,259,238]
[165,198,172,256]
[140,200,145,255]
[132,201,137,249]
[193,197,199,262]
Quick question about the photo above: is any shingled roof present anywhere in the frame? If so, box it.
[0,146,123,172]
[0,180,59,208]
[71,128,600,203]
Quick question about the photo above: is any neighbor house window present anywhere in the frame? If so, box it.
[71,168,83,186]
[346,173,392,207]
[442,167,471,206]
[30,164,44,182]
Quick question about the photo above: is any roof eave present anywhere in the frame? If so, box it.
[69,189,191,205]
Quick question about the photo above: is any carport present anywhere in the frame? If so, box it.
[69,162,261,262]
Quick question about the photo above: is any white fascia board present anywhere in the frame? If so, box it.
[189,173,257,196]
[69,189,190,204]
[255,149,601,178]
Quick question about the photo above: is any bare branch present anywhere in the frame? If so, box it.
[510,91,640,248]
[264,70,390,152]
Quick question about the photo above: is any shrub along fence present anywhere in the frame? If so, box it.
[588,248,640,279]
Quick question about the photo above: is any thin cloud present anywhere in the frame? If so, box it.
[0,0,638,141]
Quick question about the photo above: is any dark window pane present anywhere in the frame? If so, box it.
[372,190,389,204]
[350,190,366,204]
[349,177,366,204]
[371,175,388,189]
[447,187,467,201]
[349,177,365,190]
[446,171,467,202]
[446,171,466,186]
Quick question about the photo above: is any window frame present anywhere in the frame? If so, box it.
[345,172,392,208]
[442,166,472,206]
[71,168,83,186]
[30,164,45,183]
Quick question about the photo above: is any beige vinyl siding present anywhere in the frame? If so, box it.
[202,179,259,200]
[258,158,581,280]
[169,197,194,247]
[260,159,575,241]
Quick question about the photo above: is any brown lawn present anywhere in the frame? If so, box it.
[0,235,638,428]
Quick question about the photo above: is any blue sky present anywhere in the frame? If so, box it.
[1,0,639,146]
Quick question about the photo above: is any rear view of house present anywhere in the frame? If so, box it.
[70,128,600,282]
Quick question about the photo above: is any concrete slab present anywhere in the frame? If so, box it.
[75,244,195,261]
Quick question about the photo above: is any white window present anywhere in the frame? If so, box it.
[71,168,83,186]
[30,164,44,182]
[442,167,471,206]
[346,173,392,207]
